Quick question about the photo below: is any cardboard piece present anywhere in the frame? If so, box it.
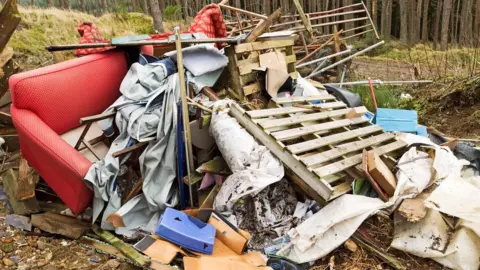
[184,255,272,270]
[259,51,290,97]
[208,212,248,255]
[367,151,397,196]
[134,235,186,264]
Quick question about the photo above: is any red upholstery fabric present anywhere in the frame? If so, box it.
[10,51,128,214]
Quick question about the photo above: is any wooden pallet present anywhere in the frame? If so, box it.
[225,37,298,100]
[229,96,407,202]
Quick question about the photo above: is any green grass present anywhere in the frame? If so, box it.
[348,84,425,116]
[8,7,156,70]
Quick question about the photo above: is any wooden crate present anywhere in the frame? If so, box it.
[225,37,298,100]
[229,96,406,203]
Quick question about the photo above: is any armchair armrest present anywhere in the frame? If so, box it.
[11,106,93,213]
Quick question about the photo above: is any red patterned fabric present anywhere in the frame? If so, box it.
[76,23,115,56]
[189,4,227,42]
[10,51,128,214]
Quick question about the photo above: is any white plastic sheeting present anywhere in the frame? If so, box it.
[211,101,284,211]
[284,134,466,264]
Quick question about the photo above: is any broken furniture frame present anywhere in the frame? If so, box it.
[225,37,298,100]
[75,111,116,161]
[229,95,406,202]
[224,1,380,42]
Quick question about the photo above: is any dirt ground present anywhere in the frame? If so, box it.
[352,58,480,139]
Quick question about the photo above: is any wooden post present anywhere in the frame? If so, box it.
[175,27,195,208]
[292,0,314,39]
[0,0,21,54]
[333,25,342,75]
[245,8,282,43]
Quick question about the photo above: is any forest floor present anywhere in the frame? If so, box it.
[1,7,478,270]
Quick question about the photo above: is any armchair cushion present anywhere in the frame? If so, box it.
[10,51,128,214]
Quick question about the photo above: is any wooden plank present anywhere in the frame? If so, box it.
[293,0,313,39]
[287,125,383,154]
[235,39,295,54]
[243,82,262,96]
[258,108,351,129]
[272,95,336,104]
[272,117,368,141]
[238,62,260,75]
[329,182,353,200]
[229,103,334,201]
[314,140,407,177]
[225,46,244,100]
[248,107,311,118]
[248,102,346,118]
[293,101,346,111]
[301,133,396,167]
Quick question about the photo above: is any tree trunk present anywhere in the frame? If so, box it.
[140,0,148,14]
[148,0,164,33]
[102,0,108,13]
[408,0,417,44]
[421,0,430,42]
[47,0,53,7]
[264,0,270,14]
[475,0,480,37]
[399,0,409,43]
[381,0,392,40]
[64,0,70,9]
[416,0,423,42]
[132,0,137,11]
[30,0,34,6]
[372,0,377,29]
[344,0,354,31]
[433,0,443,49]
[441,0,453,50]
[460,0,473,45]
[183,0,188,19]
[0,0,21,54]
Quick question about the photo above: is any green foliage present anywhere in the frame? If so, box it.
[349,84,427,117]
[164,5,182,21]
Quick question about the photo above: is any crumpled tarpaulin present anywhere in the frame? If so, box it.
[76,22,114,56]
[211,101,284,212]
[282,134,465,264]
[84,56,180,236]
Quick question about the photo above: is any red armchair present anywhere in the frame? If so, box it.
[10,51,128,214]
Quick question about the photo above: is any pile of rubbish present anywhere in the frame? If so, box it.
[0,1,479,270]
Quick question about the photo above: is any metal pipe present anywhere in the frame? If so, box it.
[271,9,365,29]
[323,80,434,86]
[281,3,363,18]
[340,29,374,41]
[309,58,330,76]
[361,0,380,39]
[296,49,352,68]
[306,40,385,78]
[292,17,369,31]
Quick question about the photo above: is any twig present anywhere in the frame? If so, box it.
[352,232,406,270]
[186,97,213,113]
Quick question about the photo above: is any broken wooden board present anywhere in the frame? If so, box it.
[15,157,37,200]
[398,186,436,222]
[230,96,406,201]
[1,169,40,215]
[31,212,88,239]
[0,0,21,54]
[367,151,397,196]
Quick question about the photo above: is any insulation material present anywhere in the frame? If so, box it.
[283,146,444,264]
[285,195,384,263]
[425,175,480,223]
[211,102,284,211]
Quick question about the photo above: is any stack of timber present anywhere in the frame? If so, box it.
[225,36,298,100]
